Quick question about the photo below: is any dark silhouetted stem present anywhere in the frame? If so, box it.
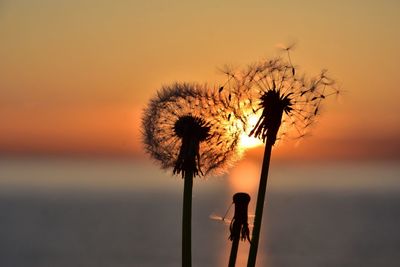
[247,141,273,267]
[182,171,193,267]
[228,237,240,267]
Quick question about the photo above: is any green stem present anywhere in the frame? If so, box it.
[228,237,240,267]
[182,171,193,267]
[247,141,273,267]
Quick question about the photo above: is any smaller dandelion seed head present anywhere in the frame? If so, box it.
[142,82,243,178]
[233,192,251,205]
[229,192,251,242]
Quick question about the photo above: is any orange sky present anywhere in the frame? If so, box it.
[1,0,399,161]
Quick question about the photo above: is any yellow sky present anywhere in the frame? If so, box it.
[1,0,399,160]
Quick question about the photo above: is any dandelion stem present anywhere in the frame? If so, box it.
[228,236,240,267]
[182,170,193,267]
[247,141,273,267]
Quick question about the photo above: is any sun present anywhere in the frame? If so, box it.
[239,114,264,149]
[240,133,263,149]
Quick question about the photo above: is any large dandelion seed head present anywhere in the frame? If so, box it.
[142,82,242,177]
[226,57,339,145]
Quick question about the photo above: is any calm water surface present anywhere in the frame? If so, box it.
[0,158,399,266]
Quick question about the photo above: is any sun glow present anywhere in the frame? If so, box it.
[228,159,260,197]
[239,114,264,149]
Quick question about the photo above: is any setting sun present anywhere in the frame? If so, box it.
[239,114,264,149]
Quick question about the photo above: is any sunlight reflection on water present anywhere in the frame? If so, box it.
[0,158,399,266]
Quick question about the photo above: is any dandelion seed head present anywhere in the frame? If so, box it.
[142,82,242,177]
[228,56,338,145]
[230,192,251,242]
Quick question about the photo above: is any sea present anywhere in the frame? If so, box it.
[0,158,399,267]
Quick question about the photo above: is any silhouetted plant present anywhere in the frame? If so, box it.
[224,53,340,267]
[142,82,242,267]
[228,192,251,267]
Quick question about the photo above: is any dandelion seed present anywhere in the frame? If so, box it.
[230,57,337,144]
[228,192,251,267]
[142,82,242,267]
[142,82,242,177]
[225,53,339,267]
[210,193,252,267]
[229,192,251,243]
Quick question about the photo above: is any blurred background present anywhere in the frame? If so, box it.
[1,0,399,266]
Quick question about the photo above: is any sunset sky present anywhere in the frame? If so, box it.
[1,0,399,161]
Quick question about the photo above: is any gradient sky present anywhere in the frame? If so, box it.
[1,0,399,161]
